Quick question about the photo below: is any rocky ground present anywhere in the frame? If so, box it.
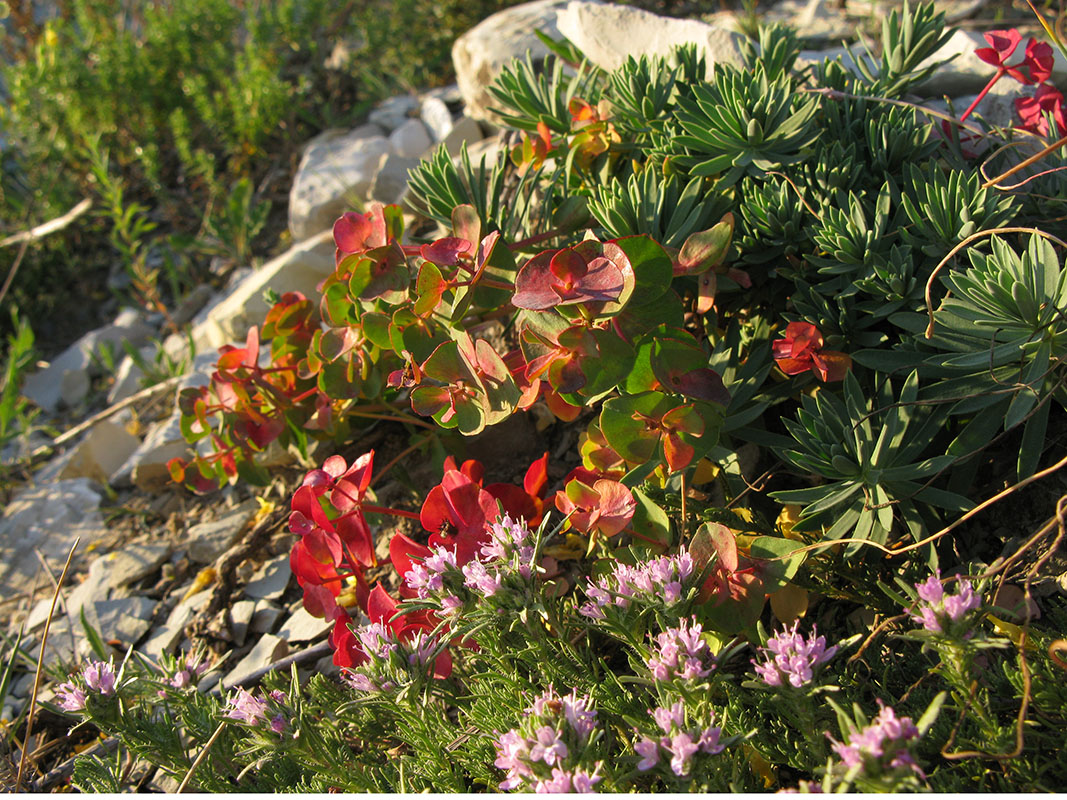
[2,0,1066,789]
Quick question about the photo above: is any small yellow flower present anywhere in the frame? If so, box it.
[182,567,217,601]
[776,503,804,541]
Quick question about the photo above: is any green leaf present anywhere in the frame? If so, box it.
[80,607,109,661]
[611,235,673,305]
[749,536,806,590]
[629,488,672,551]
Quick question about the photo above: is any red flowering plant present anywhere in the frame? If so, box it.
[1016,83,1067,137]
[315,452,552,671]
[772,322,851,383]
[169,293,329,491]
[944,27,1057,148]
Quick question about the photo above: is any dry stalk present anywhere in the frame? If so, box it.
[15,537,79,791]
[176,721,226,793]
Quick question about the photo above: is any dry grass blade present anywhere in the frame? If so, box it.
[15,536,80,791]
[177,721,226,794]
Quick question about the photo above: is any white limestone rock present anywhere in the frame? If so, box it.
[22,309,155,412]
[420,96,455,143]
[244,554,291,601]
[223,634,288,690]
[57,419,141,485]
[98,542,172,589]
[186,500,259,564]
[111,412,188,491]
[0,478,106,598]
[556,1,744,78]
[277,605,331,643]
[230,599,257,647]
[452,0,572,123]
[86,595,156,646]
[389,118,433,158]
[250,602,283,634]
[369,94,419,132]
[441,116,486,157]
[370,154,421,205]
[194,229,336,351]
[140,589,211,660]
[288,126,389,241]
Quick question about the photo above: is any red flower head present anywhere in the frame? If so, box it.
[975,29,1054,85]
[1016,84,1067,137]
[772,322,851,382]
[975,29,1024,69]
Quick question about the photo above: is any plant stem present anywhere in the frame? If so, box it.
[363,503,421,521]
[509,228,567,251]
[959,69,1003,123]
[347,409,437,430]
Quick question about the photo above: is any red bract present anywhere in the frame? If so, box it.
[975,29,1023,68]
[1016,84,1067,136]
[772,322,851,382]
[420,463,499,563]
[333,202,403,264]
[513,241,626,311]
[293,452,377,569]
[417,454,550,562]
[975,29,1053,85]
[1020,40,1055,85]
[331,585,452,677]
[555,470,636,538]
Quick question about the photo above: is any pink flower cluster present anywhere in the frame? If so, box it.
[226,688,289,734]
[829,703,923,778]
[343,622,446,693]
[480,515,537,579]
[168,652,210,690]
[646,617,716,684]
[403,550,458,610]
[633,700,724,777]
[493,686,602,793]
[752,621,837,688]
[403,515,539,614]
[56,660,118,712]
[910,571,982,636]
[579,549,695,619]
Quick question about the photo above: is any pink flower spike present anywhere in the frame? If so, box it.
[83,661,117,696]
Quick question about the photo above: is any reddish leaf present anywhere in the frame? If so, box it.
[420,236,473,266]
[523,452,550,498]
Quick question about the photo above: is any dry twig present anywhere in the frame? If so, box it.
[15,537,80,791]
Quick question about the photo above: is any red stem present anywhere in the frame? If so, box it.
[959,68,1004,123]
[509,228,567,251]
[290,387,319,404]
[363,503,421,520]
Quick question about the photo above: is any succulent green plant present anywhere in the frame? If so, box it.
[770,371,971,557]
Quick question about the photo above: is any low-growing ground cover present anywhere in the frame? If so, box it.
[4,0,1067,793]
